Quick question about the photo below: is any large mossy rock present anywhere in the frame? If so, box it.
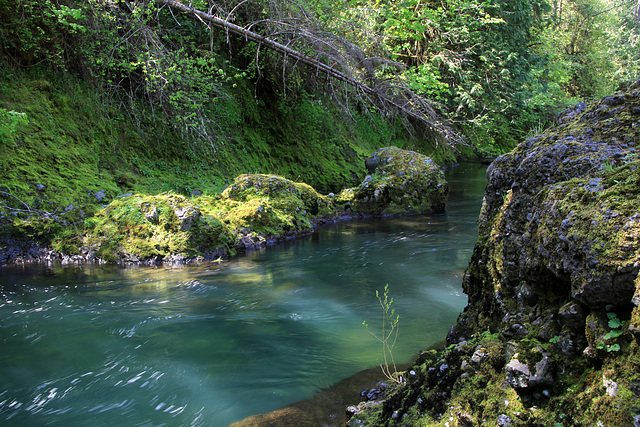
[220,174,334,218]
[351,146,447,215]
[446,81,640,426]
[452,82,640,424]
[463,83,640,334]
[83,193,235,262]
[82,174,336,262]
[216,174,335,247]
[347,81,640,427]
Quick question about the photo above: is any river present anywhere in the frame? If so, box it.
[0,162,486,426]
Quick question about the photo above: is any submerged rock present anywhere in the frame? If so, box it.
[229,406,313,427]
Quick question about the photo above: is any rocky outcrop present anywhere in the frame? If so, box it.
[350,147,448,215]
[348,81,640,426]
[460,80,640,347]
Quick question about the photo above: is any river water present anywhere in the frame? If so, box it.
[0,163,486,426]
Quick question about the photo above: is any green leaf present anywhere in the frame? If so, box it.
[607,312,623,329]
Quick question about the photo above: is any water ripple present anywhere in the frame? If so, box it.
[0,359,183,423]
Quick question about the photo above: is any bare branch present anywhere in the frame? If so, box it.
[0,191,60,218]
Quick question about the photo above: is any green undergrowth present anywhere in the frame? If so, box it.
[0,63,456,256]
[0,66,228,217]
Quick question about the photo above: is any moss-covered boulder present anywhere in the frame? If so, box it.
[214,174,335,248]
[83,193,235,262]
[351,146,447,215]
[347,81,640,426]
[220,174,334,218]
[463,82,640,336]
[79,174,337,262]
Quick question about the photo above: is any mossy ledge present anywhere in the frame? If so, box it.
[1,147,447,265]
[346,81,640,426]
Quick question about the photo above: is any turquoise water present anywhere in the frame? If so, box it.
[0,163,486,426]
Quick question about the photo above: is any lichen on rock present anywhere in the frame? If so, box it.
[351,146,448,215]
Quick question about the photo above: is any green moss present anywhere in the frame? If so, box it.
[11,216,64,244]
[292,181,335,217]
[531,160,640,300]
[1,62,455,258]
[209,84,454,195]
[351,147,448,215]
[75,174,342,261]
[214,174,335,237]
[51,228,83,255]
[83,193,218,260]
[538,349,640,426]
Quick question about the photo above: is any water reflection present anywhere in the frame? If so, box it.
[0,162,486,426]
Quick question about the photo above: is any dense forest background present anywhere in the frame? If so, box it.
[0,0,639,218]
[2,0,638,149]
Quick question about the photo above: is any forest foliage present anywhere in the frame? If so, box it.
[328,0,640,150]
[0,0,639,155]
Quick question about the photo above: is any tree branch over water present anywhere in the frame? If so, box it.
[156,0,465,150]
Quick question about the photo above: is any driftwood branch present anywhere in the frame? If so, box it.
[156,0,464,149]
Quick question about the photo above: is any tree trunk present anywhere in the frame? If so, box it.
[157,0,358,85]
[155,0,463,149]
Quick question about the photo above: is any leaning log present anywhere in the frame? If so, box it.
[156,0,463,148]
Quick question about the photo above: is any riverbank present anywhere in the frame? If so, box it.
[1,64,459,266]
[0,210,364,266]
[1,147,448,266]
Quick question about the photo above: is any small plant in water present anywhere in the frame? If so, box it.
[363,284,403,384]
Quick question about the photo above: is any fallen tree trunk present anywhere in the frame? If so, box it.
[158,0,359,85]
[156,0,463,149]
